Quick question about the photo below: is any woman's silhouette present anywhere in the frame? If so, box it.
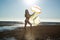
[25,9,32,29]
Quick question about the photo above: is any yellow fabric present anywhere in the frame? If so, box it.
[29,5,41,26]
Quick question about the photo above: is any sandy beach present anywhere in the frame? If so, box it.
[0,22,60,40]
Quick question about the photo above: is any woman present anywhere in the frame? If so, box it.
[25,9,32,28]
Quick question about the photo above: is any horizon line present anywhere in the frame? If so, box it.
[0,19,60,22]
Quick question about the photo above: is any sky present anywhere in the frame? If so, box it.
[0,0,60,21]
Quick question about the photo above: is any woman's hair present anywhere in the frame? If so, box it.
[25,9,30,17]
[25,9,29,14]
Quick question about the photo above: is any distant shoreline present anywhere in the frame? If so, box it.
[0,21,60,26]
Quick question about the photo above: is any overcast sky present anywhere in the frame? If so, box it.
[0,0,60,21]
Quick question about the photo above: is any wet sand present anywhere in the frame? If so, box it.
[0,25,60,40]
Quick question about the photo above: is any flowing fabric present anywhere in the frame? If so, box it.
[29,5,41,26]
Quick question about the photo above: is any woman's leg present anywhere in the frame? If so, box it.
[27,20,32,32]
[27,20,32,27]
[25,19,32,27]
[25,19,27,30]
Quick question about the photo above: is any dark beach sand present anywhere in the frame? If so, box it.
[0,22,60,40]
